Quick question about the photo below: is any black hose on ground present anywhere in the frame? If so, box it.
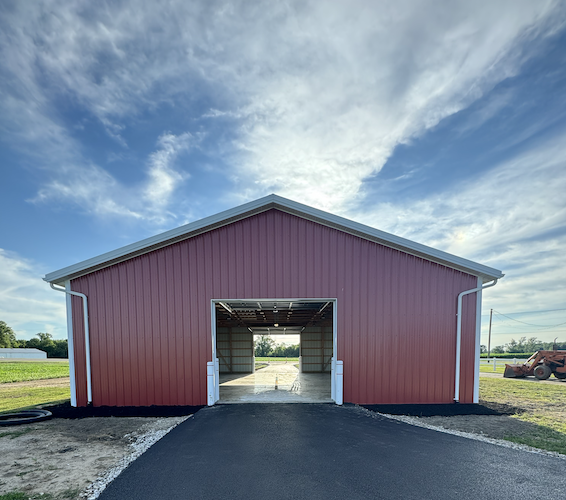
[0,409,52,426]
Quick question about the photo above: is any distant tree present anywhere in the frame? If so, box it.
[268,343,300,357]
[52,339,68,358]
[25,332,68,358]
[524,337,544,353]
[480,345,487,354]
[288,344,300,357]
[283,344,299,357]
[490,337,566,355]
[504,336,546,354]
[271,344,284,357]
[254,335,275,357]
[0,321,18,348]
[546,341,566,350]
[505,337,523,353]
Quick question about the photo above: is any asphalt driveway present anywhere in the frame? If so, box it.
[99,404,566,500]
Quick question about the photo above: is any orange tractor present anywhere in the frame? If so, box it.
[504,350,566,380]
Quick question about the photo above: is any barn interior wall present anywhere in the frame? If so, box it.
[301,327,333,373]
[217,327,254,373]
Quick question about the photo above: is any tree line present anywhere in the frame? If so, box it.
[254,335,300,357]
[0,321,68,358]
[481,336,566,355]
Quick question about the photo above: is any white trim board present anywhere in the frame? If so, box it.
[44,194,504,284]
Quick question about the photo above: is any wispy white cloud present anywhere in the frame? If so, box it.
[0,249,66,340]
[1,0,562,217]
[144,132,193,214]
[32,132,193,223]
[33,163,144,219]
[224,0,562,211]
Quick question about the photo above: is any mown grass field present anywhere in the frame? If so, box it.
[0,360,69,383]
[0,361,70,413]
[0,385,70,413]
[479,364,506,374]
[480,377,566,454]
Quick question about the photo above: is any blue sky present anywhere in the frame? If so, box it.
[1,0,565,347]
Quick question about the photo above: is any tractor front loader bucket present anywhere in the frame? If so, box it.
[504,364,527,378]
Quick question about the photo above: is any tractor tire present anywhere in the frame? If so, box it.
[533,364,552,380]
[553,372,566,380]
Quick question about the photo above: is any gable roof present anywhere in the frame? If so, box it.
[44,194,504,285]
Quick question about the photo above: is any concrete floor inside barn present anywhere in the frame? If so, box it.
[219,362,332,403]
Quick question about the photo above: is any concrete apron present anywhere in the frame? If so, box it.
[219,362,332,403]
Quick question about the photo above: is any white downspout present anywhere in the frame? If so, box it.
[64,281,77,407]
[50,283,92,404]
[454,278,498,402]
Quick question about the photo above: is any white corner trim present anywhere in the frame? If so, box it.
[65,280,77,407]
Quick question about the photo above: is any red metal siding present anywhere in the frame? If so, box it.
[70,209,478,406]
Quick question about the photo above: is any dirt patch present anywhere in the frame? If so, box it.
[3,377,71,389]
[0,416,188,499]
[414,414,538,440]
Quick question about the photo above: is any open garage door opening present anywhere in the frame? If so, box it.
[210,299,337,404]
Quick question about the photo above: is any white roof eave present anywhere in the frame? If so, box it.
[44,194,504,285]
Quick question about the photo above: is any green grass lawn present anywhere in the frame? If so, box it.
[0,385,70,413]
[0,490,80,500]
[480,377,566,454]
[0,361,69,383]
[479,364,506,374]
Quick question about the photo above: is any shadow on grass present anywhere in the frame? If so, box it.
[504,419,566,455]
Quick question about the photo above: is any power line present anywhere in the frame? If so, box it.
[491,309,566,329]
[489,308,566,315]
[481,330,566,336]
[482,308,566,320]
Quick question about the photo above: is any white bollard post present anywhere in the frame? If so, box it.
[331,357,336,401]
[336,360,344,406]
[493,359,497,371]
[215,358,220,402]
[207,362,215,406]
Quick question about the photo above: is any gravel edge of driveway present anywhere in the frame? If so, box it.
[84,415,192,499]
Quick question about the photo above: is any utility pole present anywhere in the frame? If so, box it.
[487,309,493,359]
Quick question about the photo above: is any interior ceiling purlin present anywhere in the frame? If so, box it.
[215,301,333,333]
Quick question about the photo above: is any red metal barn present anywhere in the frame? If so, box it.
[45,195,503,407]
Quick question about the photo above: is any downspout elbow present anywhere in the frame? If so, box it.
[454,278,498,403]
[50,283,92,404]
